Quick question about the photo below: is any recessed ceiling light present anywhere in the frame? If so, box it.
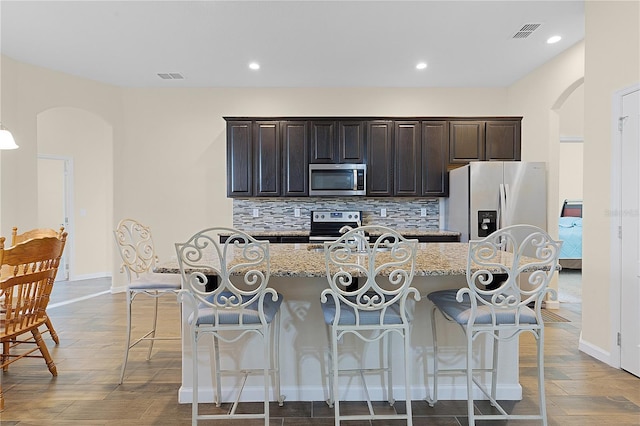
[416,62,427,70]
[547,35,562,44]
[249,62,260,70]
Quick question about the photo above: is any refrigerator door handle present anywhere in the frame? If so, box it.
[504,183,511,226]
[499,183,508,228]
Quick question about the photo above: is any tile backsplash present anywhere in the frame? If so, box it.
[233,198,441,231]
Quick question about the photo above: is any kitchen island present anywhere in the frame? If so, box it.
[158,242,528,404]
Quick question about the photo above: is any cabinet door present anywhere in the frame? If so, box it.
[449,121,485,165]
[310,121,335,163]
[422,120,449,196]
[485,120,521,161]
[227,120,253,197]
[394,121,421,196]
[282,121,309,196]
[367,121,393,196]
[254,121,281,196]
[339,121,365,163]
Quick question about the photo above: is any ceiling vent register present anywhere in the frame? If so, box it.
[157,73,184,80]
[512,23,542,39]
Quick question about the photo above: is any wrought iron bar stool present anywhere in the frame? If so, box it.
[320,225,420,425]
[426,224,562,425]
[113,218,181,384]
[175,227,285,425]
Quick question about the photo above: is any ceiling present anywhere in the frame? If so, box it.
[0,1,585,88]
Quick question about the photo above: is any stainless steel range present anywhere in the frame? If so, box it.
[309,210,362,242]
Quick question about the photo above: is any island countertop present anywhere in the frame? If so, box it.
[218,229,461,238]
[157,242,474,277]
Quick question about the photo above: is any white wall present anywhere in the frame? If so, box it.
[559,84,584,207]
[37,107,113,279]
[559,142,584,207]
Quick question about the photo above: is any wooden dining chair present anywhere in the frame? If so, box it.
[10,226,66,344]
[11,226,65,245]
[0,232,67,411]
[425,224,562,425]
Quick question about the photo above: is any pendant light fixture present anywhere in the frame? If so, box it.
[0,123,19,150]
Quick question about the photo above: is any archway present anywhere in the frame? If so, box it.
[37,107,114,280]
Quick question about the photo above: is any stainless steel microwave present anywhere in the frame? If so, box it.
[309,164,367,196]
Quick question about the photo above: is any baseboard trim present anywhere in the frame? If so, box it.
[578,331,614,367]
[70,272,111,281]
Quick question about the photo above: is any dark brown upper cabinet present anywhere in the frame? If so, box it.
[227,120,253,197]
[366,120,394,196]
[449,118,522,169]
[282,121,309,197]
[310,121,335,163]
[311,120,364,163]
[422,120,449,196]
[485,120,521,161]
[394,121,422,196]
[449,120,485,166]
[253,121,281,196]
[339,121,365,163]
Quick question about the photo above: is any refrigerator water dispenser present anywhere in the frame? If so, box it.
[478,210,497,237]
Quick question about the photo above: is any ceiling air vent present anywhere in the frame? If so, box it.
[157,73,184,80]
[512,23,542,39]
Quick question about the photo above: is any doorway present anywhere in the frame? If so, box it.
[37,155,73,281]
[557,83,584,304]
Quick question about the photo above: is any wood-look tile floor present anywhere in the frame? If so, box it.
[1,277,638,425]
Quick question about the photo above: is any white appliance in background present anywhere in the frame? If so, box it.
[445,161,547,242]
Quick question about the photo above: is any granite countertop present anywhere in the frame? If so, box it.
[158,242,475,278]
[220,229,461,237]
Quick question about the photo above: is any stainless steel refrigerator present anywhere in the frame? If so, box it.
[445,161,547,242]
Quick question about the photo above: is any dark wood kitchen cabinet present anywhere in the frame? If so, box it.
[392,120,448,197]
[253,121,281,196]
[226,120,253,197]
[421,120,449,196]
[449,120,484,166]
[366,121,394,196]
[282,121,309,196]
[485,120,521,161]
[394,121,421,196]
[310,120,364,163]
[227,120,308,197]
[339,121,365,163]
[449,118,521,168]
[310,121,334,163]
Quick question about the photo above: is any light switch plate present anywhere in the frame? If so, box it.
[380,208,387,217]
[252,208,259,217]
[421,208,427,217]
[294,208,301,217]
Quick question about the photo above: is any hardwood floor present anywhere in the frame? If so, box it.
[1,277,638,425]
